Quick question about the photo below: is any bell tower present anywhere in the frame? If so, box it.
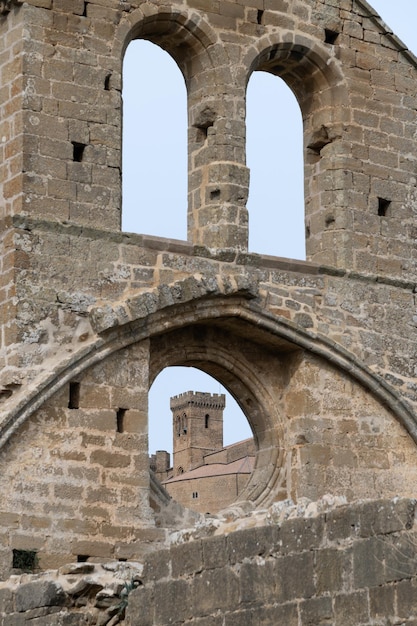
[170,391,225,475]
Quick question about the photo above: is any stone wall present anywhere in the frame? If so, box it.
[1,499,416,625]
[1,0,417,614]
[1,0,417,383]
[2,0,415,273]
[2,224,417,574]
[0,342,166,577]
[0,560,143,625]
[164,470,252,515]
[126,498,417,625]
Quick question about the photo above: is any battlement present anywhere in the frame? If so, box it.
[170,391,226,412]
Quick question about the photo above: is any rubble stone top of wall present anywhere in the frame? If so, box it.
[0,560,143,624]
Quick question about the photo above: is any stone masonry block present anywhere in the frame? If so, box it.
[280,516,324,554]
[71,540,113,559]
[125,586,155,626]
[0,588,14,613]
[326,504,360,541]
[154,579,190,625]
[334,590,370,626]
[251,603,299,626]
[29,0,52,8]
[10,534,45,551]
[277,552,316,602]
[396,578,417,620]
[224,611,255,626]
[53,0,85,13]
[202,535,228,569]
[353,536,386,589]
[69,409,116,432]
[369,584,396,620]
[239,559,278,605]
[383,533,417,584]
[192,568,239,617]
[299,596,333,626]
[227,526,278,564]
[143,549,171,582]
[315,547,352,595]
[358,498,416,537]
[15,581,66,612]
[171,540,203,578]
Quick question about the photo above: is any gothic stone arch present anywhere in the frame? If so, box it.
[1,283,417,573]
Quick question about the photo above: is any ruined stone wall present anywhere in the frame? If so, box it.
[0,560,143,625]
[126,498,417,625]
[4,219,417,405]
[2,221,417,574]
[1,0,417,601]
[1,499,416,625]
[2,250,417,572]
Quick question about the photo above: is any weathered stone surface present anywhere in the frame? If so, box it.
[123,500,417,624]
[15,581,66,612]
[171,541,202,578]
[227,526,278,564]
[1,0,417,623]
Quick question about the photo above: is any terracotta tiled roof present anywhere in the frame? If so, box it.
[162,455,255,484]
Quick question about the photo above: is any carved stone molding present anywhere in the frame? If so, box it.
[0,0,22,15]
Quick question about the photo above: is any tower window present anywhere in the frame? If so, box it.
[205,414,209,428]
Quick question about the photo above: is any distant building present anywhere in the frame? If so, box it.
[150,391,255,513]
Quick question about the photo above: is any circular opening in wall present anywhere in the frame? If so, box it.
[149,320,292,516]
[149,366,254,514]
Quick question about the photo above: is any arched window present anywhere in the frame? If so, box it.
[182,413,187,434]
[122,40,187,239]
[246,71,305,260]
[148,366,252,456]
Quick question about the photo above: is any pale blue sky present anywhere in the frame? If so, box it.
[122,1,417,454]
